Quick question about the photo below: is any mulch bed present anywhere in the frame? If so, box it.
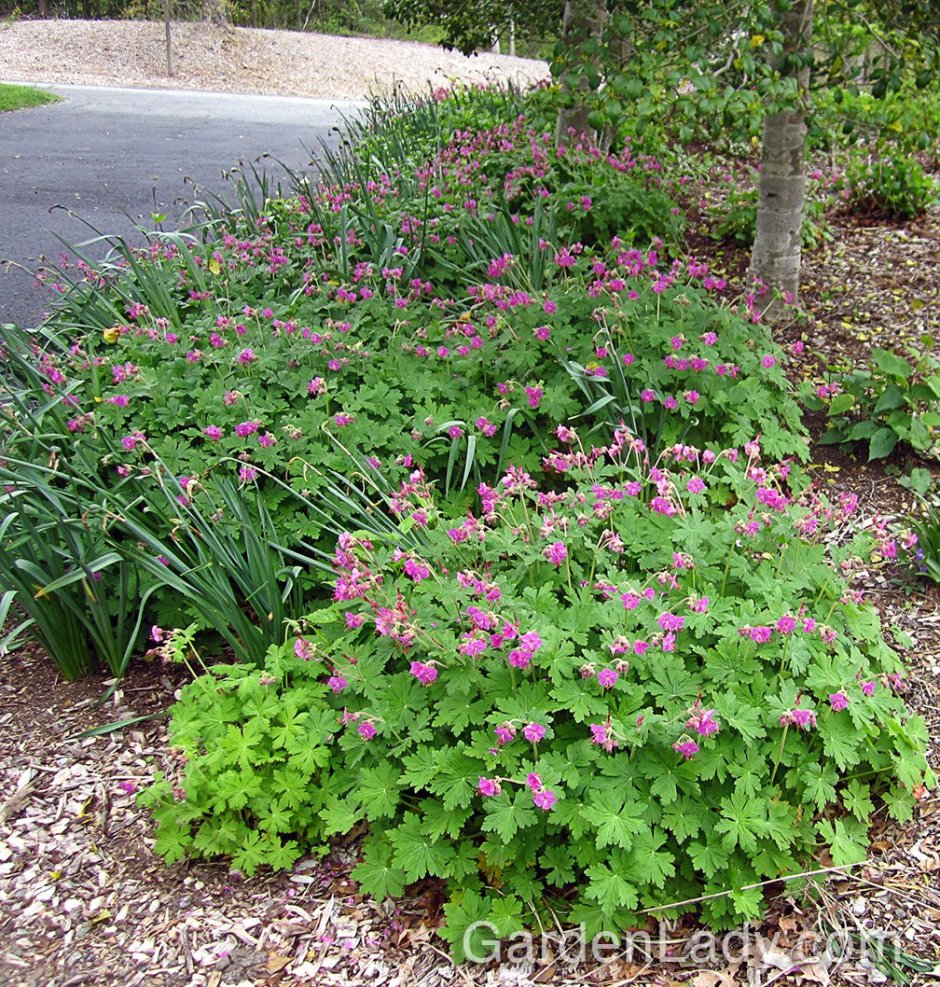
[1,208,939,987]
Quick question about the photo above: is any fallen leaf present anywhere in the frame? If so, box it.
[266,953,291,973]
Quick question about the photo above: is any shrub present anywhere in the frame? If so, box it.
[810,82,940,160]
[843,147,936,221]
[801,347,940,461]
[707,174,834,250]
[144,433,932,956]
[897,470,940,584]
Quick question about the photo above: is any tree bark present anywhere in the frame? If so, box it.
[749,0,813,315]
[165,0,174,77]
[554,0,607,146]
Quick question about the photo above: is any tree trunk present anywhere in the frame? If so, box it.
[554,0,607,147]
[164,0,174,77]
[749,0,813,314]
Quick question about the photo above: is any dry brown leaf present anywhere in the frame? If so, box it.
[692,968,738,987]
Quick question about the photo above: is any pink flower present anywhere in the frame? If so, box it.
[829,692,849,711]
[673,739,699,759]
[523,722,546,743]
[533,789,557,810]
[235,420,259,437]
[117,780,137,795]
[307,377,326,396]
[334,413,355,427]
[410,661,438,686]
[749,625,772,644]
[596,668,618,689]
[590,723,612,748]
[686,476,706,494]
[658,613,685,633]
[239,466,258,483]
[150,625,165,643]
[294,638,316,660]
[761,354,777,369]
[508,649,532,669]
[403,558,432,581]
[478,777,501,797]
[525,772,543,792]
[776,615,797,635]
[686,708,719,737]
[328,675,348,693]
[519,631,542,652]
[524,385,543,408]
[121,431,146,451]
[545,541,568,566]
[781,705,817,730]
[345,611,364,629]
[494,724,516,745]
[203,425,223,441]
[861,680,876,696]
[358,722,377,740]
[236,347,256,364]
[790,708,817,730]
[109,394,130,407]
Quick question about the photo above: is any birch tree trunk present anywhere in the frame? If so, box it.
[554,0,607,146]
[749,0,813,315]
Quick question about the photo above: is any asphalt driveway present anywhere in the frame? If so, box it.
[0,84,361,328]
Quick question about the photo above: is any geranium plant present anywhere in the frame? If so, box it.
[144,429,932,957]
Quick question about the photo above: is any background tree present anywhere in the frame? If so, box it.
[749,0,814,311]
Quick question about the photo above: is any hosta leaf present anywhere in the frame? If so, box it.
[827,392,855,416]
[871,348,913,379]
